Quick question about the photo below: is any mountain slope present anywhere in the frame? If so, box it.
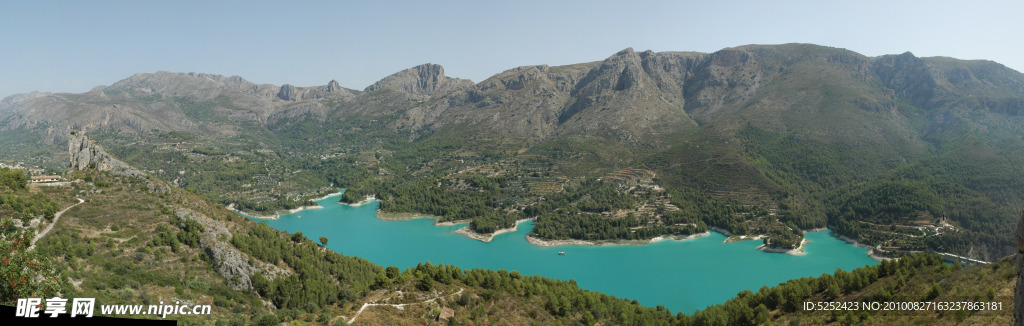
[1,131,1016,325]
[2,43,1023,260]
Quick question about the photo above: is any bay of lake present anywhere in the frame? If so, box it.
[249,193,878,314]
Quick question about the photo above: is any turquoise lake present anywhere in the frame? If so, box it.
[248,193,878,314]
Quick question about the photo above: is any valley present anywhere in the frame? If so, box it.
[2,42,1022,324]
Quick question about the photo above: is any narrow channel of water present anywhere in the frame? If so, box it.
[249,193,878,313]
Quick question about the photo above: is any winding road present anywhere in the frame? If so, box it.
[29,197,84,250]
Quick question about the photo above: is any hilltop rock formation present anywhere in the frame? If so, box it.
[326,79,342,92]
[278,84,298,101]
[174,208,289,290]
[278,81,356,101]
[364,63,473,97]
[68,131,146,178]
[409,48,704,142]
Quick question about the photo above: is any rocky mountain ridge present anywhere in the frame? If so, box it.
[3,44,1022,146]
[3,43,1024,260]
[363,63,473,97]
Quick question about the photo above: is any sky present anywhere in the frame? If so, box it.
[1,0,1022,98]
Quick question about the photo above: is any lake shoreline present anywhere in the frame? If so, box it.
[712,226,882,258]
[280,198,882,260]
[313,191,343,201]
[453,218,535,242]
[245,198,882,314]
[226,203,324,220]
[525,231,712,247]
[335,196,461,226]
[226,191,343,220]
[836,234,891,261]
[374,211,472,227]
[756,239,809,256]
[345,195,376,207]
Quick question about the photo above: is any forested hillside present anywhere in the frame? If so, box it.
[2,133,1017,325]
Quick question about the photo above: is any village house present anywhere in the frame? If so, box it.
[30,175,62,183]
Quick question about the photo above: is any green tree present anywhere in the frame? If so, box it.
[386,266,400,279]
[372,271,390,289]
[319,236,328,246]
[417,276,433,291]
[753,304,770,324]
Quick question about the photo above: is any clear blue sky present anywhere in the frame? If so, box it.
[2,0,1021,98]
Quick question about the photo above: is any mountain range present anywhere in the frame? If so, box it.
[2,43,1023,260]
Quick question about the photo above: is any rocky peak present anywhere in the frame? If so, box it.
[278,84,298,101]
[275,80,355,101]
[326,80,342,93]
[572,47,654,97]
[871,51,936,107]
[615,47,636,56]
[364,63,473,96]
[68,131,146,178]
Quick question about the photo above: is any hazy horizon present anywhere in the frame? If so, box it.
[2,0,1021,98]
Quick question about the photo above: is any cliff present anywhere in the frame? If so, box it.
[68,131,147,178]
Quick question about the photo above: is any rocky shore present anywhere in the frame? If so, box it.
[835,234,891,261]
[453,219,534,242]
[345,195,376,207]
[226,203,323,220]
[756,239,808,256]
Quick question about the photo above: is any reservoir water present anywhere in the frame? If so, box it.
[249,193,878,314]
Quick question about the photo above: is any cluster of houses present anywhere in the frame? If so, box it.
[1,162,61,183]
[0,161,30,171]
[921,218,955,235]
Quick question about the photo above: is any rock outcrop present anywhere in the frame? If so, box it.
[68,131,147,178]
[174,208,289,291]
[276,80,355,101]
[326,79,342,93]
[277,84,298,101]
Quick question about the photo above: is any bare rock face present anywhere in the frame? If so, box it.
[326,79,341,93]
[278,84,298,101]
[277,81,354,101]
[68,131,146,178]
[1015,210,1024,326]
[174,208,289,291]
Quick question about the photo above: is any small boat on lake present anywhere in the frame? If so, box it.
[558,252,566,255]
